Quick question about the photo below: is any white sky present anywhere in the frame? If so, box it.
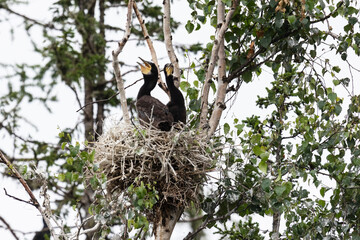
[0,0,359,239]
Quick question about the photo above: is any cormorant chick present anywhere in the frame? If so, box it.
[136,58,173,131]
[164,63,186,124]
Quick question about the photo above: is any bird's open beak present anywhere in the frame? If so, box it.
[137,57,152,75]
[165,63,174,76]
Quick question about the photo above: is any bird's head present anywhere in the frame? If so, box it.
[164,63,174,77]
[138,57,158,76]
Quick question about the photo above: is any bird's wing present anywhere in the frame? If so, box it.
[136,95,174,130]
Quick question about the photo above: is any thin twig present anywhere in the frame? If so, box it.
[3,188,35,206]
[76,77,144,113]
[0,216,19,240]
[0,4,55,29]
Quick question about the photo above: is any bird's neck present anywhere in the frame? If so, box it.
[166,75,184,104]
[137,76,157,99]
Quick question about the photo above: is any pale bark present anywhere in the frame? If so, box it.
[199,0,239,129]
[163,0,181,88]
[133,2,170,97]
[207,0,227,138]
[272,212,281,240]
[112,0,134,124]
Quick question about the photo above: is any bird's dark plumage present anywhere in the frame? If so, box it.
[164,63,186,124]
[136,58,173,131]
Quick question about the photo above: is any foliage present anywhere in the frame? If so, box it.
[215,217,264,240]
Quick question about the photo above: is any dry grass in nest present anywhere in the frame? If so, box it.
[90,122,215,209]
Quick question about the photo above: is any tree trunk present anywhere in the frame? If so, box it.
[154,204,183,240]
[272,211,281,239]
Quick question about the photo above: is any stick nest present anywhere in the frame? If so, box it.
[91,122,215,209]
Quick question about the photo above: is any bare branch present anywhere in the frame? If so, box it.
[76,77,144,113]
[133,1,170,97]
[207,0,227,138]
[163,0,181,87]
[112,0,134,124]
[199,0,239,129]
[0,216,19,240]
[0,4,55,29]
[3,188,35,206]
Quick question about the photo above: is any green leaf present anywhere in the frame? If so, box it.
[235,123,244,135]
[288,15,296,25]
[318,199,326,208]
[320,187,326,197]
[274,185,286,196]
[261,178,271,192]
[259,34,272,48]
[341,52,347,60]
[259,160,267,173]
[253,145,265,156]
[317,100,326,110]
[242,70,252,83]
[58,173,65,181]
[223,123,230,135]
[275,15,284,28]
[310,50,316,58]
[332,66,341,73]
[334,104,342,115]
[180,81,190,92]
[185,21,194,33]
[19,165,28,175]
[66,157,73,165]
[328,92,337,103]
[275,169,282,182]
[260,152,269,161]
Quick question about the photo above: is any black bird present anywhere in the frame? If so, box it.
[136,58,173,131]
[164,63,186,124]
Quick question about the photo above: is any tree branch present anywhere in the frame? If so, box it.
[133,1,170,97]
[207,0,227,138]
[0,151,60,240]
[183,199,243,240]
[0,4,55,29]
[3,188,35,206]
[0,216,19,240]
[163,0,181,87]
[111,0,133,124]
[199,0,239,129]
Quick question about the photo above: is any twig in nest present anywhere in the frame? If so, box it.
[88,120,216,213]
